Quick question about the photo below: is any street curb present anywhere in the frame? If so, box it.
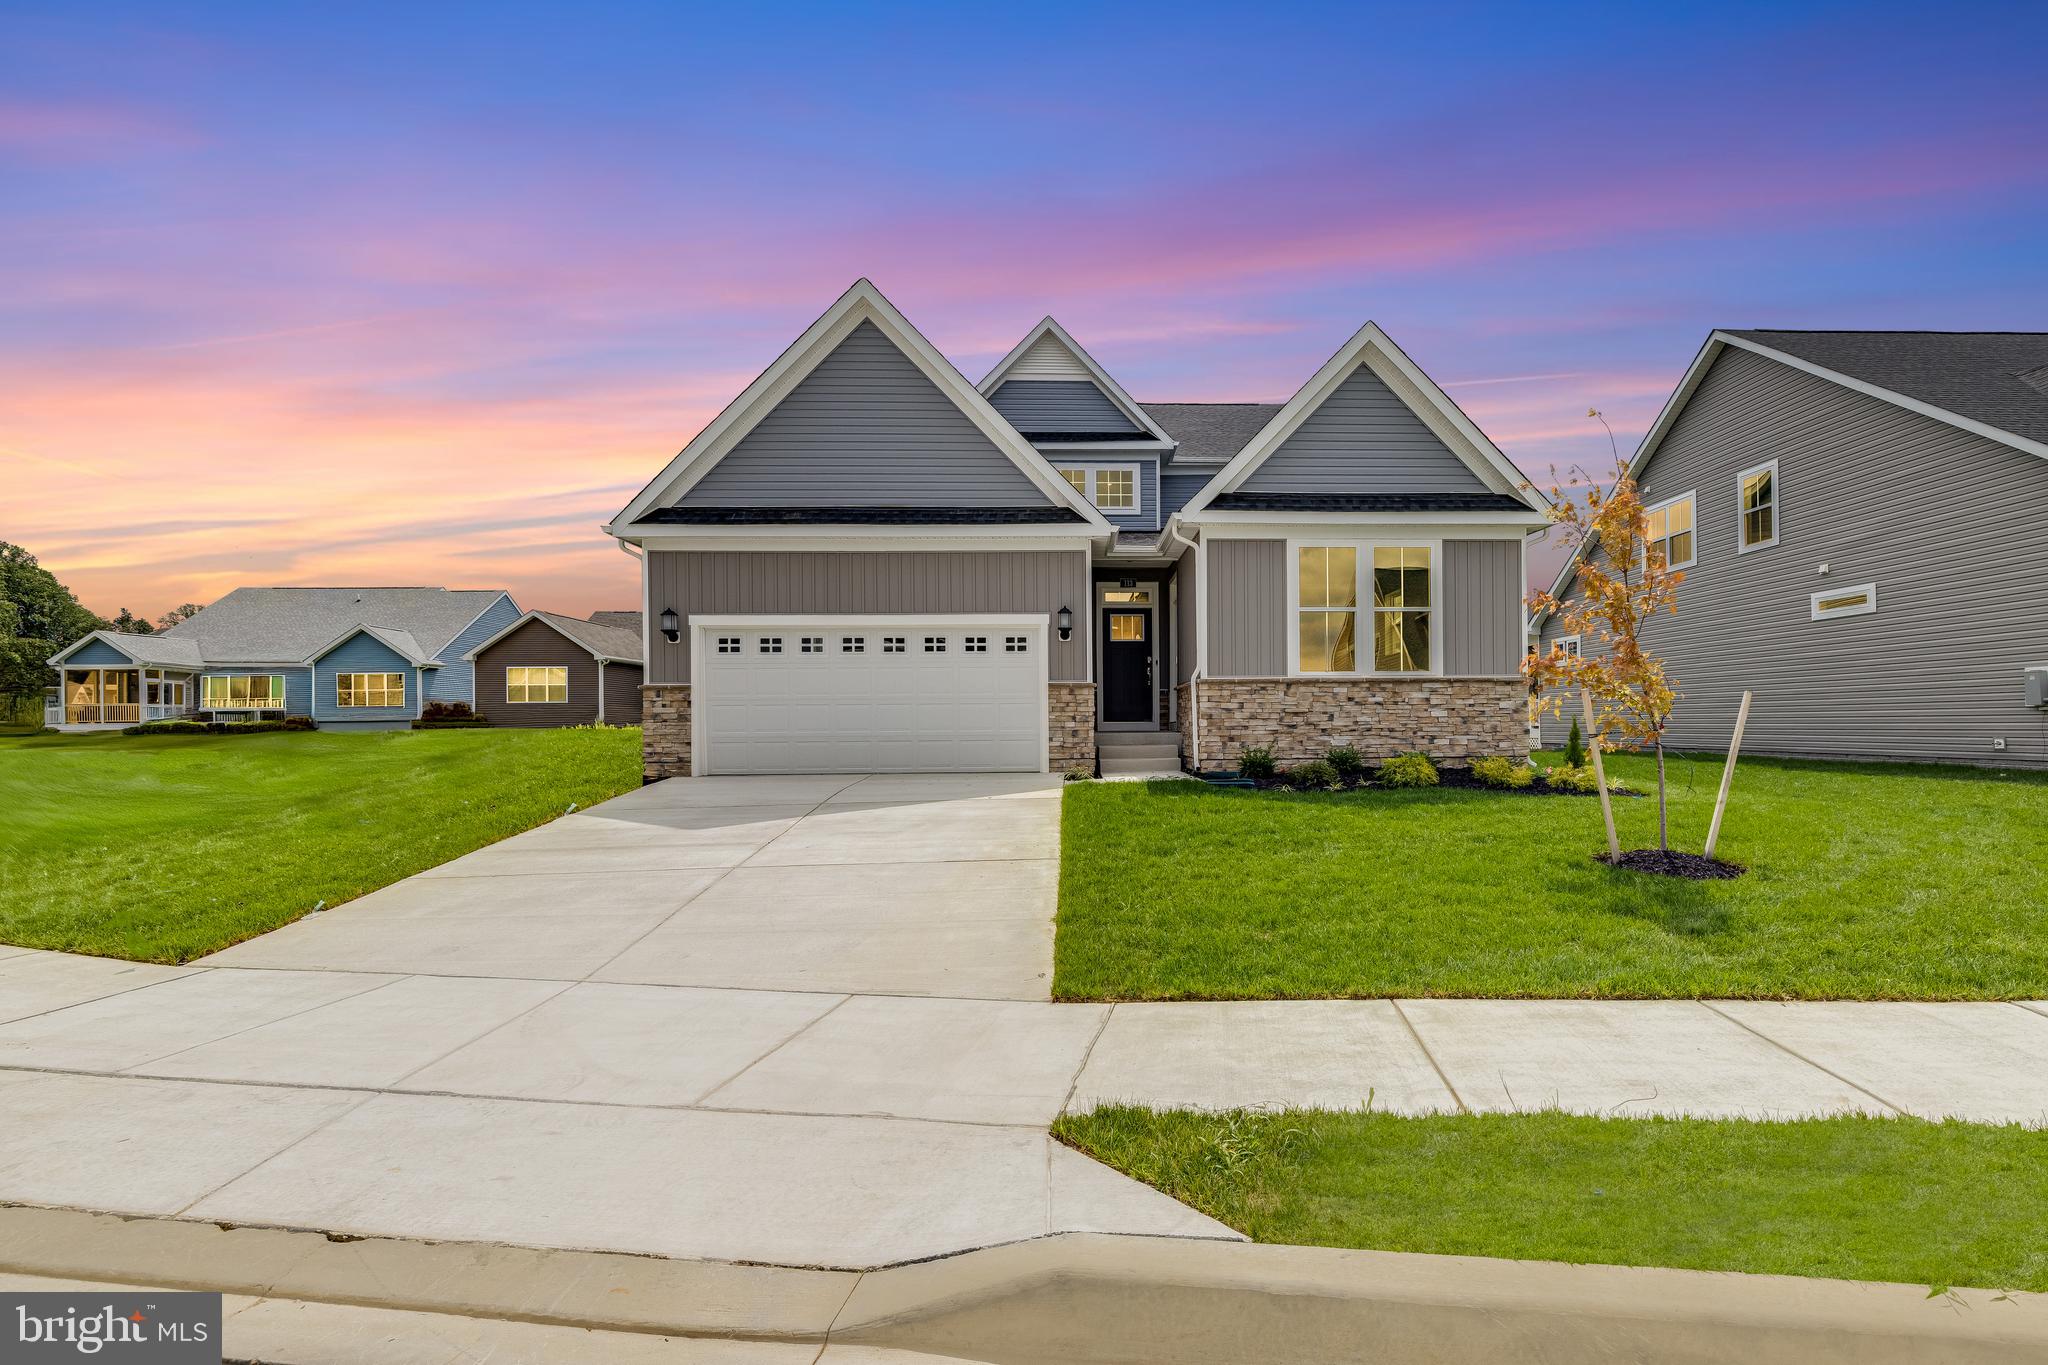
[2,1204,2042,1363]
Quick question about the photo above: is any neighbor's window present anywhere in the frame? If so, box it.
[203,674,285,709]
[1372,546,1433,672]
[506,666,567,703]
[1811,583,1877,621]
[1738,461,1778,552]
[1646,493,1696,570]
[336,672,404,708]
[1296,546,1358,673]
[1554,635,1582,659]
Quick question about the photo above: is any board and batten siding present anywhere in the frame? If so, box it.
[988,380,1141,434]
[1442,539,1525,676]
[1239,364,1490,495]
[1538,344,2048,767]
[1174,556,1198,684]
[646,549,1091,683]
[1210,536,1531,679]
[1207,539,1287,676]
[679,321,1052,509]
[474,619,604,727]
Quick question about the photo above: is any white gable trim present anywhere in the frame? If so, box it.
[304,624,436,668]
[48,631,142,668]
[977,317,1176,445]
[461,611,639,665]
[1179,321,1548,516]
[608,281,1111,536]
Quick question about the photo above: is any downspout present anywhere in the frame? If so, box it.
[614,536,648,680]
[596,659,607,727]
[1166,519,1203,773]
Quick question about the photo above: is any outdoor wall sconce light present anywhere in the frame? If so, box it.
[659,608,680,644]
[1056,606,1073,641]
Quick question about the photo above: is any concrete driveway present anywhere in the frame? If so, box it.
[203,772,1065,999]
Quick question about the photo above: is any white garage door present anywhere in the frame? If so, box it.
[696,621,1047,774]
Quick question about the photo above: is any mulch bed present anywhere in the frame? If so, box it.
[1240,768,1639,799]
[1598,848,1746,880]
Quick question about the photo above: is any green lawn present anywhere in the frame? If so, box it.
[0,727,641,962]
[1055,753,2048,1000]
[1056,1106,2048,1292]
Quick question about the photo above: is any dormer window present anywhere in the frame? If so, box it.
[1053,464,1142,515]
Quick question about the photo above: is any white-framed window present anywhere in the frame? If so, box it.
[1737,460,1778,553]
[964,636,988,653]
[923,636,947,653]
[883,636,906,653]
[1004,636,1029,653]
[1554,635,1582,659]
[758,636,782,654]
[336,672,403,708]
[1645,491,1696,570]
[203,674,286,710]
[1053,464,1143,514]
[800,636,824,654]
[1811,583,1877,621]
[1289,540,1438,676]
[506,666,568,704]
[841,636,865,653]
[715,636,741,655]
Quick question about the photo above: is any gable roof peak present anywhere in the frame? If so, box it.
[977,316,1174,445]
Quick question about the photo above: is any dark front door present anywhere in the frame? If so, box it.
[1101,608,1152,723]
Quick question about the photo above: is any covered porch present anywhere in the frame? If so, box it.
[51,667,199,730]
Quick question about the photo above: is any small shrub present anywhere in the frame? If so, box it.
[1564,717,1586,769]
[1238,746,1278,782]
[1063,764,1094,782]
[1544,763,1633,795]
[1471,755,1537,789]
[1378,751,1439,788]
[218,719,291,733]
[1285,759,1340,791]
[1325,746,1367,781]
[282,714,317,731]
[420,700,476,721]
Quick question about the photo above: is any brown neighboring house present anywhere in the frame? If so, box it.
[467,611,644,727]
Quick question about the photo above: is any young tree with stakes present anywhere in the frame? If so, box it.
[1525,412,1685,853]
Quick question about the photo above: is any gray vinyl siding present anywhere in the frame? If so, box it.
[1160,471,1212,518]
[1207,539,1286,676]
[63,639,137,666]
[1042,457,1158,531]
[1240,364,1490,494]
[680,321,1052,508]
[646,549,1090,684]
[1443,539,1525,676]
[1174,556,1198,684]
[989,380,1141,434]
[601,660,644,725]
[1537,344,2048,767]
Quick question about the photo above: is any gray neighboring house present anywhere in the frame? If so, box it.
[1536,330,2048,768]
[606,279,1549,779]
[46,587,521,732]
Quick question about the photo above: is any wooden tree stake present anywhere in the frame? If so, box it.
[1582,690,1621,861]
[1704,690,1753,860]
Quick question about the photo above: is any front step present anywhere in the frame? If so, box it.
[1100,753,1185,776]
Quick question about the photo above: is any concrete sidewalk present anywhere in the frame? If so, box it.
[2,772,2046,1272]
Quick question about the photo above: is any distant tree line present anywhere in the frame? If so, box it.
[0,541,202,724]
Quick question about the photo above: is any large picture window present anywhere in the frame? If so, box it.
[336,672,404,708]
[506,665,568,703]
[203,674,285,709]
[1294,543,1436,675]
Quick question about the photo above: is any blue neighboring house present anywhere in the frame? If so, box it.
[46,587,521,732]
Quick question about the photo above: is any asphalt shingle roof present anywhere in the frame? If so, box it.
[641,506,1087,525]
[162,587,511,664]
[1140,402,1285,462]
[532,611,642,663]
[69,632,205,667]
[1209,492,1532,512]
[586,610,642,633]
[1726,330,2048,447]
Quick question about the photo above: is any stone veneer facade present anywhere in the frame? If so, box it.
[641,684,691,779]
[1179,677,1529,773]
[1047,682,1097,773]
[641,681,1098,779]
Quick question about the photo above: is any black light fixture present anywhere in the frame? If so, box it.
[1056,605,1073,642]
[659,607,680,644]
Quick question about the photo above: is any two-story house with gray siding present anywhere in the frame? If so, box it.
[607,279,1550,779]
[1536,330,2048,768]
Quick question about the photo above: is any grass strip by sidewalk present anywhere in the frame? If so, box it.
[0,727,642,962]
[1055,1105,2048,1293]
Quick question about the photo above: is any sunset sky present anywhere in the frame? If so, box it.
[6,1,2046,620]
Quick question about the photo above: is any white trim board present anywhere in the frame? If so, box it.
[1282,535,1445,679]
[976,316,1177,446]
[608,280,1112,537]
[1180,321,1549,517]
